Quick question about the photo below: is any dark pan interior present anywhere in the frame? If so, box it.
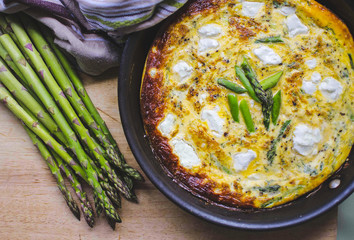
[118,0,354,230]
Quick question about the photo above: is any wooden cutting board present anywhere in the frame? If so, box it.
[0,70,337,240]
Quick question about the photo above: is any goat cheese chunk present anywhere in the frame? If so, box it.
[171,139,201,169]
[302,72,322,94]
[253,46,282,65]
[158,113,176,137]
[241,2,264,17]
[198,38,219,53]
[173,61,193,81]
[233,150,257,172]
[302,81,317,95]
[198,24,222,37]
[305,59,317,69]
[201,106,225,137]
[319,77,343,101]
[311,72,321,84]
[293,124,322,156]
[286,14,309,37]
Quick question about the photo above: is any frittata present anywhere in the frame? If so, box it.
[140,0,354,208]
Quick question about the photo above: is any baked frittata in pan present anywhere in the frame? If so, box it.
[140,0,354,208]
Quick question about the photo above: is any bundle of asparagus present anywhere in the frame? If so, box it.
[0,13,143,229]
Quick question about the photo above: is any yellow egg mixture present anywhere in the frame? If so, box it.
[141,0,354,208]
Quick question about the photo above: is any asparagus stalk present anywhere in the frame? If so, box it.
[235,66,260,102]
[21,15,121,165]
[52,151,95,227]
[267,120,291,165]
[93,191,104,217]
[23,125,80,220]
[0,43,44,107]
[0,58,66,143]
[43,31,143,182]
[4,16,134,201]
[0,14,32,65]
[0,43,24,79]
[0,34,120,223]
[241,57,273,130]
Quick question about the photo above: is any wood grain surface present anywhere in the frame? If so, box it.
[0,70,337,240]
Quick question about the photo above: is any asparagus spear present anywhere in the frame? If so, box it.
[21,15,121,165]
[0,14,32,66]
[52,151,95,227]
[0,84,121,223]
[235,66,260,102]
[0,43,24,79]
[23,125,80,220]
[0,58,66,143]
[93,191,103,217]
[43,30,143,182]
[4,16,134,201]
[0,34,121,224]
[241,56,273,130]
[267,120,291,165]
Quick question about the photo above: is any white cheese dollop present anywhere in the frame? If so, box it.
[198,24,222,38]
[171,139,201,169]
[302,81,317,95]
[293,124,322,156]
[173,61,193,81]
[253,46,282,65]
[311,72,321,84]
[319,77,343,101]
[233,150,257,172]
[286,14,309,37]
[305,59,317,69]
[302,72,322,94]
[157,113,176,137]
[241,1,264,17]
[201,106,225,137]
[199,93,208,104]
[198,38,219,53]
[279,6,296,16]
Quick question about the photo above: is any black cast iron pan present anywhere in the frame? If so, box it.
[118,0,354,230]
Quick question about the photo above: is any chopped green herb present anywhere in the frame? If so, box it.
[255,36,284,43]
[273,0,281,8]
[256,184,281,193]
[261,185,305,208]
[349,53,354,70]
